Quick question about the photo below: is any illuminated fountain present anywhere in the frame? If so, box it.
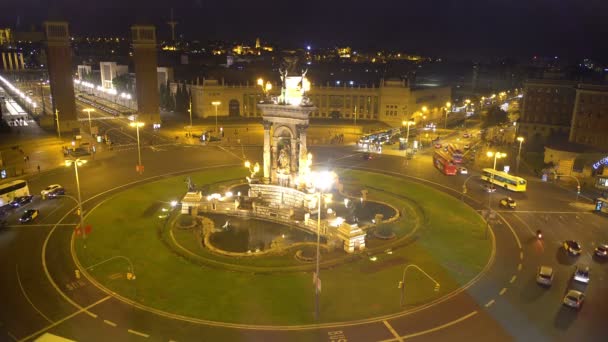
[180,58,397,255]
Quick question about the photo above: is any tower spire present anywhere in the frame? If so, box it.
[167,8,178,41]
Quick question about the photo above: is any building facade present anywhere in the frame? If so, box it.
[182,78,450,126]
[569,84,608,149]
[519,79,577,144]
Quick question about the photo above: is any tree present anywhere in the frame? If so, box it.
[112,74,130,93]
[482,105,508,128]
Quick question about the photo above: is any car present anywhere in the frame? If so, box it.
[46,187,65,199]
[563,290,585,309]
[19,209,39,223]
[458,167,468,175]
[464,144,470,150]
[443,146,448,152]
[9,195,34,207]
[594,244,608,258]
[563,240,582,256]
[573,265,590,283]
[463,133,470,138]
[536,266,554,286]
[362,153,373,160]
[484,184,497,193]
[434,143,442,149]
[499,197,516,209]
[41,184,63,197]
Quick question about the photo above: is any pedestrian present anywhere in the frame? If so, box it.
[37,165,40,173]
[26,155,30,162]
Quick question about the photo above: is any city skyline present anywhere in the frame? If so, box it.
[1,0,607,61]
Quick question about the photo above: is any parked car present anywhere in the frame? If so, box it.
[434,143,442,149]
[46,187,65,199]
[484,184,497,193]
[458,167,468,175]
[463,133,470,138]
[19,209,39,223]
[573,265,590,284]
[563,290,585,309]
[499,197,517,209]
[362,153,373,160]
[536,266,554,286]
[41,184,63,198]
[594,244,608,258]
[563,240,582,256]
[9,195,34,207]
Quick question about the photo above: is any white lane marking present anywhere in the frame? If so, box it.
[379,311,478,341]
[510,275,517,283]
[103,320,117,327]
[520,251,524,260]
[127,329,150,338]
[499,288,507,296]
[15,265,53,324]
[485,299,495,307]
[518,263,522,271]
[382,320,403,342]
[17,296,110,342]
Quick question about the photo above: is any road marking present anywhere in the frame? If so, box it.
[103,320,117,327]
[502,210,591,214]
[378,311,478,341]
[127,329,149,338]
[382,320,403,342]
[485,299,495,307]
[510,275,517,283]
[518,263,522,271]
[520,251,524,260]
[492,211,522,249]
[16,265,54,324]
[17,295,110,342]
[499,288,507,296]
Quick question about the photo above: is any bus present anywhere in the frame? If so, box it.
[433,151,458,175]
[481,168,527,192]
[0,180,30,206]
[447,144,464,164]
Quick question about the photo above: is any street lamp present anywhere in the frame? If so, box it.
[65,158,87,241]
[211,101,221,135]
[486,151,506,210]
[444,102,451,129]
[129,121,145,174]
[516,136,524,174]
[55,109,61,140]
[188,99,193,139]
[312,171,334,321]
[83,108,95,135]
[244,160,260,179]
[402,120,415,154]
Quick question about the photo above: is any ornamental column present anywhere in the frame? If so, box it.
[297,124,308,177]
[263,120,272,183]
[290,135,298,184]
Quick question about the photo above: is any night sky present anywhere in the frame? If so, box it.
[2,0,607,61]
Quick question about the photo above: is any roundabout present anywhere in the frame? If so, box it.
[71,166,493,326]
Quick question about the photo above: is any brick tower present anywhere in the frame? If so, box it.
[43,21,78,133]
[131,25,160,124]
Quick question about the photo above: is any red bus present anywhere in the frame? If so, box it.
[433,151,458,175]
[447,144,464,164]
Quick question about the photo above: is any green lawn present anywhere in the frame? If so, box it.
[76,167,491,325]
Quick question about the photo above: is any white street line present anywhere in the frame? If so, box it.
[16,265,53,323]
[127,329,150,338]
[103,320,117,327]
[382,320,403,342]
[518,263,522,271]
[510,275,517,283]
[520,251,524,260]
[484,299,495,307]
[499,288,507,296]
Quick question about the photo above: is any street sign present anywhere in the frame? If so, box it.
[136,165,145,173]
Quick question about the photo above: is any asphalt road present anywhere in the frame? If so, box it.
[0,130,606,341]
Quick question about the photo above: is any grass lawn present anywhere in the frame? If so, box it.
[76,167,491,325]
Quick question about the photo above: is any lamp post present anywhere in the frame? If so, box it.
[516,136,524,174]
[130,121,145,174]
[83,108,95,135]
[486,151,506,210]
[313,171,334,321]
[399,264,440,307]
[188,99,193,139]
[444,102,451,129]
[211,101,221,135]
[65,158,87,242]
[464,99,471,131]
[55,109,61,140]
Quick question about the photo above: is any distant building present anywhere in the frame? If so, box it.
[181,78,450,126]
[99,61,128,89]
[0,28,11,45]
[569,84,608,149]
[519,79,577,144]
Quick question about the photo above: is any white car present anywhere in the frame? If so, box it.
[458,167,468,175]
[536,266,554,286]
[563,290,585,309]
[41,184,62,197]
[573,265,590,284]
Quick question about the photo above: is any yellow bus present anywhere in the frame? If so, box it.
[481,168,527,192]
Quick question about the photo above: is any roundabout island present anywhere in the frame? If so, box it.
[73,166,493,326]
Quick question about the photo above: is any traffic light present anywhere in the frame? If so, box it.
[577,185,581,194]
